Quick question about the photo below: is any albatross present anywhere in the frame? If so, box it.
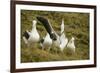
[40,33,52,50]
[23,20,40,47]
[67,37,76,52]
[59,19,68,51]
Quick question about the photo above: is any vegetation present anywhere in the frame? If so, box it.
[21,10,89,63]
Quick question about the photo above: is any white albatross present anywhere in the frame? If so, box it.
[67,37,76,52]
[40,33,52,50]
[23,20,40,47]
[55,19,68,51]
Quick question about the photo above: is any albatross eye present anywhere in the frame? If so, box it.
[50,33,57,41]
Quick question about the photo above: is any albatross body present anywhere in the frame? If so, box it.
[56,19,68,51]
[23,20,40,46]
[67,37,75,52]
[40,33,52,50]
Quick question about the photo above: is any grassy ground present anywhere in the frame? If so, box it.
[21,10,89,63]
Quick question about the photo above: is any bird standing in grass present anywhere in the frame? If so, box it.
[23,20,40,47]
[67,37,76,53]
[59,19,68,52]
[52,19,68,52]
[40,33,52,51]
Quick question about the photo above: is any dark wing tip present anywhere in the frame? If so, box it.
[50,33,57,41]
[36,16,52,34]
[36,16,48,24]
[36,16,57,41]
[23,31,30,39]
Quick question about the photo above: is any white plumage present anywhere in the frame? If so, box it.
[59,19,68,51]
[67,37,75,52]
[40,33,52,50]
[60,33,68,51]
[53,19,68,51]
[23,20,40,46]
[61,19,64,33]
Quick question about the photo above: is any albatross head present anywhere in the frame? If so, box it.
[72,37,75,41]
[32,20,37,27]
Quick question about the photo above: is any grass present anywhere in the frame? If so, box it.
[21,10,89,63]
[21,46,89,62]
